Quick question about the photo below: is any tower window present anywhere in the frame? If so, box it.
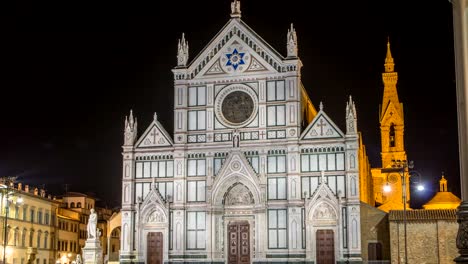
[389,124,396,147]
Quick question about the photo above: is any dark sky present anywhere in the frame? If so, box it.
[2,0,458,208]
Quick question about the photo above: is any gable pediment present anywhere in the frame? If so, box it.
[301,110,344,140]
[211,150,263,205]
[139,183,169,225]
[197,37,276,78]
[135,115,173,148]
[185,19,297,79]
[380,101,403,125]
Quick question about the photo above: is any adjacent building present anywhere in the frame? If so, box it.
[0,181,59,264]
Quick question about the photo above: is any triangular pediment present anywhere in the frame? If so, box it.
[380,101,403,125]
[306,178,339,221]
[211,150,263,205]
[301,110,344,140]
[135,115,173,148]
[185,19,294,79]
[213,151,259,185]
[139,184,169,224]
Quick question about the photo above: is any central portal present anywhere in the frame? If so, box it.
[228,221,250,264]
[316,229,335,264]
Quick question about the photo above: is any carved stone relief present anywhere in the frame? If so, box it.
[225,184,254,205]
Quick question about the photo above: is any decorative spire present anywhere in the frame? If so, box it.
[177,33,189,67]
[439,173,448,192]
[154,112,158,121]
[384,37,395,72]
[319,101,324,111]
[124,109,137,146]
[287,23,298,58]
[230,0,241,18]
[346,95,357,134]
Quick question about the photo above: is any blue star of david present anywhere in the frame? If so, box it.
[226,48,245,70]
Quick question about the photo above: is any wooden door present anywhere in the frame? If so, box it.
[228,222,250,264]
[147,232,163,264]
[316,229,334,264]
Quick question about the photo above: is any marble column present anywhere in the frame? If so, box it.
[451,0,468,263]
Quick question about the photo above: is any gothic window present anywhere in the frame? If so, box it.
[267,80,285,101]
[301,176,319,198]
[188,110,206,130]
[301,208,306,249]
[342,207,348,248]
[155,182,173,201]
[134,182,151,202]
[186,211,206,249]
[267,105,286,126]
[267,154,286,173]
[187,181,206,202]
[188,86,206,106]
[245,153,259,173]
[77,202,82,208]
[187,159,206,176]
[70,202,75,208]
[389,123,396,147]
[169,211,173,250]
[301,153,345,172]
[268,177,287,200]
[268,209,287,249]
[301,175,346,198]
[214,157,225,176]
[136,160,174,178]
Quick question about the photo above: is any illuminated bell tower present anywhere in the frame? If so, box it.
[377,39,409,211]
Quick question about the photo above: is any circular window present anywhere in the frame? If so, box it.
[221,91,254,124]
[215,84,258,128]
[388,173,399,184]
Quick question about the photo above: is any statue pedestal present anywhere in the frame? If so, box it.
[82,239,103,264]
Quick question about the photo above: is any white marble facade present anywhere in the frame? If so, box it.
[120,1,362,263]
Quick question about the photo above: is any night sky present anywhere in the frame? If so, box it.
[2,0,458,208]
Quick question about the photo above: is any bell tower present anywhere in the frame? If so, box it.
[380,39,406,168]
[372,39,409,212]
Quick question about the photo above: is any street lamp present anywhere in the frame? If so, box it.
[381,159,424,264]
[0,176,22,264]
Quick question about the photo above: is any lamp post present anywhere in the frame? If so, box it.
[381,160,423,264]
[0,177,22,264]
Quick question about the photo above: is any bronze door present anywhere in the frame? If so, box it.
[316,229,334,264]
[147,232,163,264]
[228,222,250,264]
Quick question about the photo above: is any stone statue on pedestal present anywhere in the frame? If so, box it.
[87,208,98,239]
[82,208,103,264]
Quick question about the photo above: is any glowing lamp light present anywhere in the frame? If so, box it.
[383,183,392,193]
[17,196,23,204]
[5,247,12,256]
[417,184,425,191]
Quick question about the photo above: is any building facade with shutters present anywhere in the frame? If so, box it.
[119,1,365,264]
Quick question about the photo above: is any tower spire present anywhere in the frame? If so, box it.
[177,33,189,67]
[124,109,137,146]
[230,0,241,18]
[385,37,395,72]
[287,23,298,58]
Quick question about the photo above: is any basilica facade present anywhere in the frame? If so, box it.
[119,1,364,263]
